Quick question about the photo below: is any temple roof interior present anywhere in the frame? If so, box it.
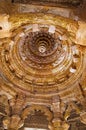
[0,0,86,130]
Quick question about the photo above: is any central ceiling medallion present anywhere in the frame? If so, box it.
[28,32,58,57]
[38,45,46,53]
[29,32,57,56]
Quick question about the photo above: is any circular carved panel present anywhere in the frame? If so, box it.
[0,23,83,94]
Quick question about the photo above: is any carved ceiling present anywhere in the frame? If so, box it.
[0,0,86,130]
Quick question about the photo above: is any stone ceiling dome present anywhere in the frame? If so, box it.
[0,1,86,130]
[0,20,83,95]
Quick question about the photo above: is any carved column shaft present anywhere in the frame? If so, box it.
[51,96,69,130]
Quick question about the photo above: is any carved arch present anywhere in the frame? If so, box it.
[21,105,53,121]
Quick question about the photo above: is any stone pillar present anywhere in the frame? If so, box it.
[3,115,24,130]
[51,96,69,130]
[52,119,69,130]
[52,119,63,130]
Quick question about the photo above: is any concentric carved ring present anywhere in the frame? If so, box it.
[28,32,58,56]
[0,23,83,94]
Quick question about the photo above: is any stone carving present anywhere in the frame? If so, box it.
[0,4,86,130]
[0,94,25,130]
[0,94,54,130]
[76,21,86,46]
[0,13,84,95]
[65,101,80,120]
[51,96,69,130]
[0,14,11,38]
[22,105,53,121]
[3,115,24,130]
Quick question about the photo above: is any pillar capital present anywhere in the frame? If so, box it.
[52,118,69,130]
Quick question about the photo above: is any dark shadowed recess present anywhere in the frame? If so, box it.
[11,0,83,7]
